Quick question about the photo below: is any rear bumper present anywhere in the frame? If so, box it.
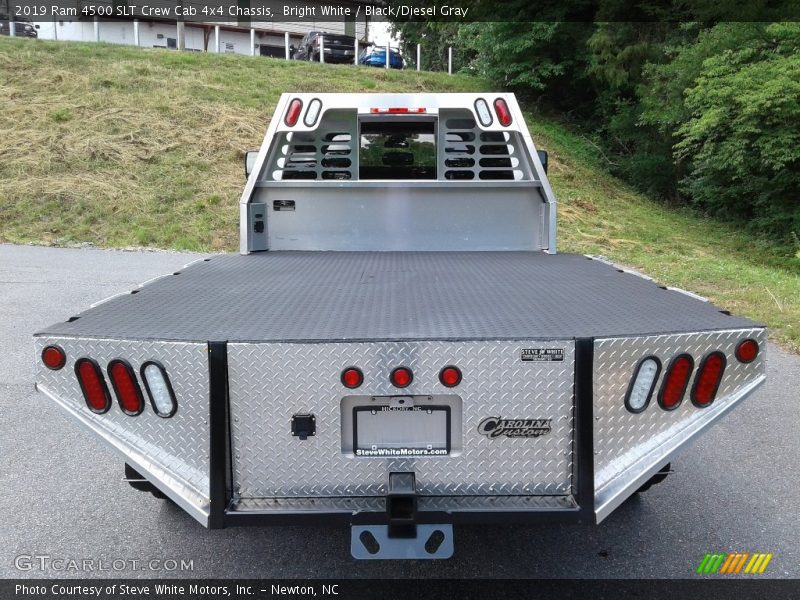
[34,327,766,529]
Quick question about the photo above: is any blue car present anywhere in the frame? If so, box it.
[359,46,403,69]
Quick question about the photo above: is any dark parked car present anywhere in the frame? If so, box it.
[0,15,38,38]
[358,45,403,69]
[292,31,356,64]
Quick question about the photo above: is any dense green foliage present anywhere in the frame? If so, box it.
[393,20,800,250]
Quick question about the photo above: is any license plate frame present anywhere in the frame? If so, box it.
[352,405,451,457]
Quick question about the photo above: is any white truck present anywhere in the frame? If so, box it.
[34,93,766,559]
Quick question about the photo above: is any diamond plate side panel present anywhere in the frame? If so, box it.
[227,340,575,498]
[35,337,210,502]
[593,328,766,496]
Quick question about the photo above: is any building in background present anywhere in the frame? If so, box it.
[28,1,379,57]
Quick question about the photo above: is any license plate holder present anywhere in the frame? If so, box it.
[353,404,450,457]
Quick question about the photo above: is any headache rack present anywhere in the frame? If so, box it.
[239,93,557,254]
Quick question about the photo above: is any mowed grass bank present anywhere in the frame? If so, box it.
[0,37,798,351]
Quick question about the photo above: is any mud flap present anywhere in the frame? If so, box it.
[350,524,454,560]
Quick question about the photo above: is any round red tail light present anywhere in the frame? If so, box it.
[42,345,66,370]
[439,366,462,387]
[658,354,694,411]
[494,98,513,126]
[691,351,726,408]
[390,367,413,388]
[108,359,145,416]
[341,367,364,389]
[75,358,111,414]
[284,98,303,126]
[735,339,759,363]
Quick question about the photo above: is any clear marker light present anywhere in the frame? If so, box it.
[141,361,177,418]
[474,98,493,126]
[625,357,661,413]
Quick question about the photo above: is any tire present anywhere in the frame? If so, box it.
[636,463,671,493]
[125,463,169,500]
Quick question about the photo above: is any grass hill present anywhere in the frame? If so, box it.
[0,37,797,351]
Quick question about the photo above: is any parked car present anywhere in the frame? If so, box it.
[292,31,356,64]
[359,45,403,69]
[0,15,38,38]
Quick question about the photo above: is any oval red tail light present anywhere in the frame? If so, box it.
[284,98,303,126]
[439,366,462,387]
[494,98,513,126]
[691,351,726,408]
[75,358,111,414]
[42,345,66,370]
[658,354,694,410]
[108,359,145,416]
[341,367,364,389]
[390,367,413,388]
[735,339,759,363]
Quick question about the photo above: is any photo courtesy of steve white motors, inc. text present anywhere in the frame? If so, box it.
[14,583,340,597]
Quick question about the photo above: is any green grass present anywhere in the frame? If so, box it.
[1,37,798,351]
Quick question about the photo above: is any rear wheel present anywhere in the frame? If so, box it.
[125,463,168,500]
[636,463,672,493]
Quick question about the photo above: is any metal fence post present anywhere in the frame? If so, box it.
[250,28,255,56]
[52,17,57,40]
[417,43,421,71]
[448,46,453,75]
[94,17,99,42]
[354,39,358,65]
[9,15,15,37]
[133,19,139,46]
[214,25,220,53]
[285,31,290,59]
[319,35,325,63]
[385,42,389,69]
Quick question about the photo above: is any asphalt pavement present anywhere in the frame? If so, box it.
[1,244,797,578]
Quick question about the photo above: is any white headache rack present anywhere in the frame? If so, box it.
[239,93,557,254]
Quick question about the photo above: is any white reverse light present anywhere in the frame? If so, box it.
[474,98,493,127]
[625,356,661,413]
[141,361,177,418]
[304,98,322,127]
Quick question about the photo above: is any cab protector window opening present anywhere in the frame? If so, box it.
[359,120,437,180]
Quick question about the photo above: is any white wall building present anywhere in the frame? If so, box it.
[32,1,375,57]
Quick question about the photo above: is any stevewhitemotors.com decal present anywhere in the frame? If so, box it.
[477,417,552,439]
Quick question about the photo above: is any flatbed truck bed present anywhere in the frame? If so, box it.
[39,251,755,343]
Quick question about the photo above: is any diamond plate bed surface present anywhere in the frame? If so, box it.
[227,340,575,498]
[36,252,757,343]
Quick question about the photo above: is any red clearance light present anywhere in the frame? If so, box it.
[341,367,364,389]
[108,359,145,416]
[735,339,759,363]
[75,358,111,414]
[42,345,66,370]
[691,351,726,408]
[494,98,513,126]
[284,98,303,126]
[370,107,427,114]
[658,354,694,411]
[439,366,462,387]
[390,367,413,388]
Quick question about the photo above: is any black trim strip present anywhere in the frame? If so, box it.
[574,338,595,525]
[208,341,230,529]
